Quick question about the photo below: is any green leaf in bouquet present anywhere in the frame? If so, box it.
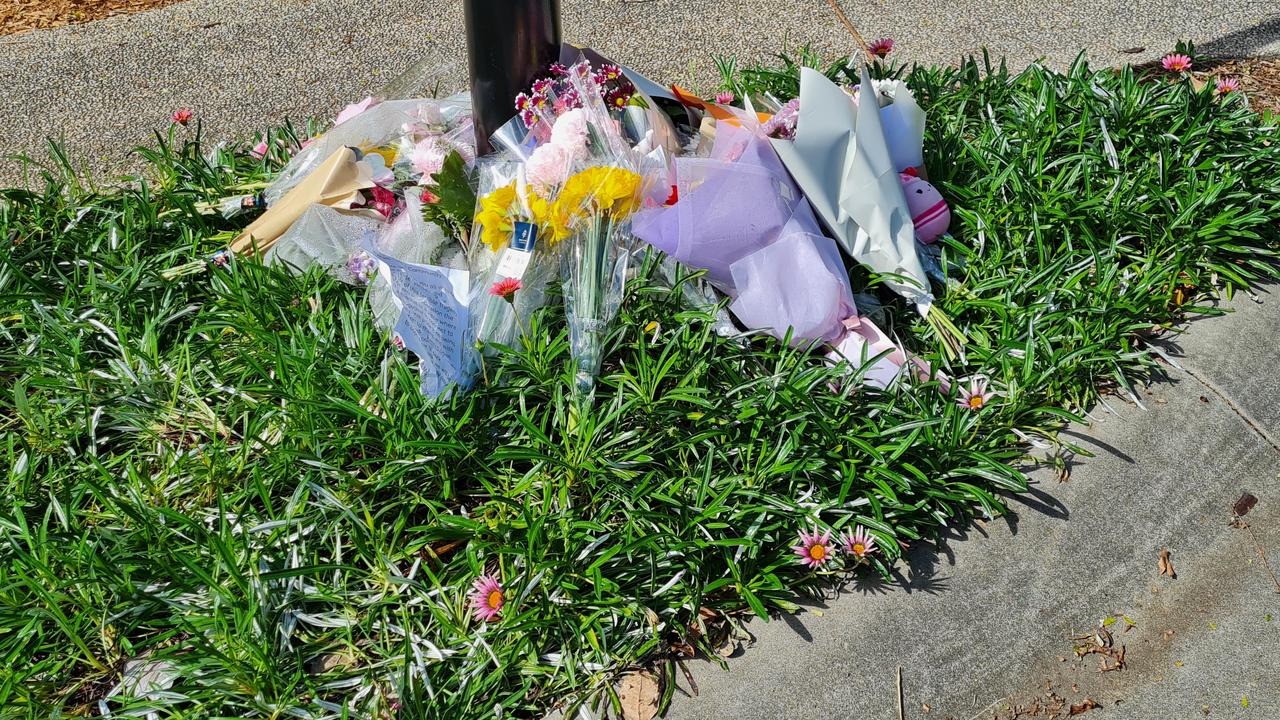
[422,149,477,239]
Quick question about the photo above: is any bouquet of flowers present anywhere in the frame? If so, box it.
[770,66,966,358]
[633,102,910,388]
[467,156,566,353]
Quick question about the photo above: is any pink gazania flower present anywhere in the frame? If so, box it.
[841,525,878,560]
[714,91,735,105]
[468,574,505,622]
[1161,53,1192,73]
[792,527,836,569]
[868,37,895,59]
[1215,76,1241,96]
[250,140,269,159]
[489,277,522,303]
[171,108,194,126]
[956,376,995,411]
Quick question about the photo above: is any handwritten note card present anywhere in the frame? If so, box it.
[364,242,471,398]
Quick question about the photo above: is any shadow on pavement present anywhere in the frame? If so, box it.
[1199,15,1280,57]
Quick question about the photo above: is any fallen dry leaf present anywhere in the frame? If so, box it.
[1233,492,1258,517]
[1158,548,1176,578]
[1069,698,1101,715]
[618,671,660,720]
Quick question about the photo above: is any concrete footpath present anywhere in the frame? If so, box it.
[1,0,1278,182]
[668,288,1280,719]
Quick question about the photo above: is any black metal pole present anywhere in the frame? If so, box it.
[464,0,562,156]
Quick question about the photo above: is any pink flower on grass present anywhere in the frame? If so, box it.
[841,526,878,560]
[250,140,269,159]
[489,277,522,303]
[468,574,505,622]
[1161,54,1192,73]
[335,96,379,127]
[792,527,836,568]
[868,37,895,59]
[1215,77,1241,96]
[714,91,735,105]
[956,376,995,411]
[172,109,194,126]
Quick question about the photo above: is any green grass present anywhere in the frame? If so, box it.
[2,54,1279,719]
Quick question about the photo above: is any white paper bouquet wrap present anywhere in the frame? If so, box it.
[771,66,931,308]
[772,66,966,357]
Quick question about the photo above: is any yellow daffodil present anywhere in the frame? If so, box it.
[475,183,519,252]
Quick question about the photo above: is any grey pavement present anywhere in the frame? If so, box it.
[668,287,1280,719]
[2,0,1280,182]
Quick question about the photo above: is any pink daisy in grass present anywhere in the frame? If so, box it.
[1215,76,1241,96]
[956,376,995,411]
[840,525,878,561]
[171,108,194,126]
[489,277,522,303]
[792,527,836,569]
[714,91,735,105]
[868,37,895,59]
[1161,53,1192,73]
[468,574,505,622]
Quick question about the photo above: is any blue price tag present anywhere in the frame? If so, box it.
[511,221,537,253]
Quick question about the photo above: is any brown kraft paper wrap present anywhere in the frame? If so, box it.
[230,147,375,256]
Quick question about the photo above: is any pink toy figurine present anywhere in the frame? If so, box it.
[900,168,950,244]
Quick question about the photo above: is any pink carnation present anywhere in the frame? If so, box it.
[549,108,590,149]
[526,142,572,190]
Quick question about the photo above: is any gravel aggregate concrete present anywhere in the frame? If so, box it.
[1,0,1278,181]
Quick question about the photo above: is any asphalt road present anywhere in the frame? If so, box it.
[0,0,1277,182]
